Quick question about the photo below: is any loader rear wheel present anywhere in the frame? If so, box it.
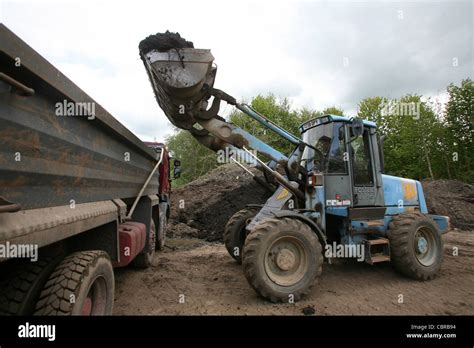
[242,218,323,303]
[35,251,114,315]
[388,212,444,280]
[224,207,260,264]
[133,221,156,268]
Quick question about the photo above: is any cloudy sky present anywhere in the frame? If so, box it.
[1,0,472,141]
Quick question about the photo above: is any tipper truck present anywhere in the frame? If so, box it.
[0,24,177,315]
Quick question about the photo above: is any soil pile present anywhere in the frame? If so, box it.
[422,180,474,230]
[139,31,194,54]
[168,168,473,241]
[168,164,271,242]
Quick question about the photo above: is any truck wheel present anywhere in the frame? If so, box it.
[224,207,260,264]
[35,251,114,315]
[388,212,444,280]
[0,257,62,315]
[242,218,323,303]
[133,221,156,268]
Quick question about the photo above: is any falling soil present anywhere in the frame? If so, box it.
[139,31,194,54]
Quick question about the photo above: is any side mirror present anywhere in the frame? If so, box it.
[352,118,364,137]
[173,159,181,179]
[338,126,345,141]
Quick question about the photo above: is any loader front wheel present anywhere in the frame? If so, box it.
[224,207,260,264]
[242,218,323,303]
[388,212,444,280]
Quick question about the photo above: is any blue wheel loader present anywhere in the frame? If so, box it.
[139,32,450,302]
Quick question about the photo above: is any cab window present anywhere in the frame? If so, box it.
[350,127,374,186]
[327,123,347,174]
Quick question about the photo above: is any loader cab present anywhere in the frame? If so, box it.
[300,115,385,218]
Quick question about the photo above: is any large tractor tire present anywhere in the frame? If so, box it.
[242,218,323,303]
[133,221,156,268]
[0,256,62,315]
[224,207,260,264]
[388,212,444,280]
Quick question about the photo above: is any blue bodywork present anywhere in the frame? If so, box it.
[324,174,450,235]
[380,174,448,233]
[299,115,450,238]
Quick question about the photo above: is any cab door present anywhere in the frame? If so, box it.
[348,125,378,207]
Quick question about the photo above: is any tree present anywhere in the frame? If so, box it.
[230,94,344,156]
[321,106,344,116]
[444,78,474,182]
[358,96,389,134]
[166,129,220,186]
[358,95,446,180]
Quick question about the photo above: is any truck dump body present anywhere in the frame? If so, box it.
[0,24,160,211]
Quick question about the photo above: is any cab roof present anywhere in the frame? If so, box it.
[300,114,376,133]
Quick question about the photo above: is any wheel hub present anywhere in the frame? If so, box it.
[264,236,308,286]
[276,249,296,271]
[413,227,437,267]
[81,297,92,316]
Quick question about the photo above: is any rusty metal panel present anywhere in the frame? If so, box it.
[0,24,160,210]
[0,200,118,252]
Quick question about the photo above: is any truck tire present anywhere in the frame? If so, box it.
[133,221,156,268]
[388,212,444,280]
[242,218,323,303]
[224,207,260,264]
[0,257,62,315]
[35,251,114,315]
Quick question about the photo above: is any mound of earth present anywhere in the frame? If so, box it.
[168,164,271,242]
[422,179,474,230]
[168,168,473,242]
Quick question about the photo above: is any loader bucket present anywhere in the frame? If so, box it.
[141,44,216,130]
[145,49,214,99]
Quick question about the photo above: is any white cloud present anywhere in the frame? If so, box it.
[2,0,472,141]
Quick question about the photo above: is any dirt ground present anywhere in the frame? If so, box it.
[113,230,474,315]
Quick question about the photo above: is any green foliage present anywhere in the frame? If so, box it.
[165,129,220,187]
[357,78,473,183]
[321,106,344,116]
[229,94,316,155]
[444,78,474,182]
